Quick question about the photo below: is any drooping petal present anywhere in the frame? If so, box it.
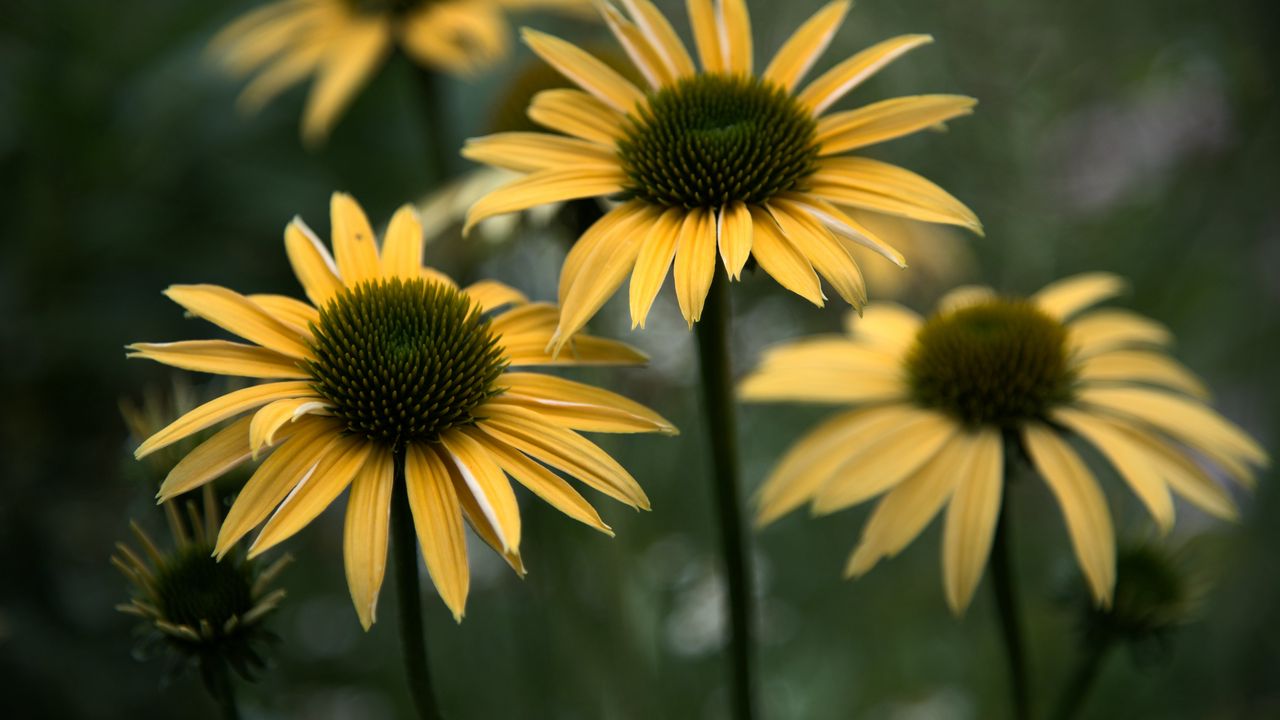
[812,411,956,514]
[469,430,612,535]
[301,16,391,145]
[629,208,685,329]
[126,340,308,379]
[749,206,824,306]
[816,94,977,155]
[465,166,627,234]
[522,29,645,113]
[718,202,753,280]
[462,132,616,173]
[1032,272,1127,320]
[528,89,627,144]
[249,396,331,457]
[440,430,522,553]
[163,285,311,359]
[1068,310,1173,357]
[135,381,316,459]
[797,34,934,115]
[768,198,865,307]
[1105,420,1240,521]
[787,195,908,268]
[673,208,719,327]
[940,429,1003,613]
[1078,350,1210,400]
[343,445,394,630]
[1054,408,1174,533]
[763,0,850,91]
[809,157,981,233]
[441,448,526,576]
[497,372,676,434]
[156,417,254,501]
[405,444,470,622]
[560,201,649,303]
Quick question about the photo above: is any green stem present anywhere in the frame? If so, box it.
[694,268,757,720]
[392,452,445,720]
[409,63,450,187]
[991,478,1032,720]
[1053,639,1111,720]
[201,658,241,720]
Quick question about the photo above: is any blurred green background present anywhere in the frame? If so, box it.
[2,0,1278,718]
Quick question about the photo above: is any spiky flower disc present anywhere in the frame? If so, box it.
[742,273,1269,614]
[128,193,675,629]
[463,0,981,342]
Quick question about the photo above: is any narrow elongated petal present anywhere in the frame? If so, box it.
[599,2,672,88]
[1032,272,1127,320]
[560,201,649,303]
[810,158,981,233]
[465,280,527,313]
[1107,420,1240,521]
[528,89,626,144]
[673,208,719,326]
[1024,424,1115,606]
[687,0,723,72]
[522,29,645,112]
[285,218,343,307]
[163,285,311,359]
[380,204,424,280]
[845,303,922,355]
[405,444,470,622]
[763,1,850,91]
[497,372,676,434]
[816,95,977,155]
[769,199,865,306]
[506,334,649,366]
[749,206,824,306]
[755,337,900,375]
[441,430,522,553]
[443,450,526,576]
[1069,310,1172,356]
[1054,408,1174,532]
[718,202,753,279]
[465,166,626,234]
[739,368,905,404]
[1078,351,1210,400]
[136,381,315,459]
[812,411,956,513]
[330,192,381,286]
[249,435,374,558]
[719,0,753,75]
[301,17,391,145]
[798,34,934,115]
[157,417,254,501]
[249,294,320,334]
[789,196,908,267]
[236,41,326,114]
[629,208,684,329]
[620,0,696,78]
[249,396,330,456]
[470,431,612,535]
[343,445,394,629]
[462,132,616,173]
[127,340,307,379]
[941,430,1003,613]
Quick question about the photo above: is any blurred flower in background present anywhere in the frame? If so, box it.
[127,193,674,628]
[744,272,1268,612]
[463,0,981,346]
[210,0,596,144]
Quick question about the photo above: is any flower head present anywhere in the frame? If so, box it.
[128,193,674,627]
[743,273,1268,613]
[463,0,980,347]
[212,0,596,144]
[113,487,289,679]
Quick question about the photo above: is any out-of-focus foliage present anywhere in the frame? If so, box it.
[1,0,1277,718]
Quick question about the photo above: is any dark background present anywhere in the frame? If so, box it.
[2,0,1278,717]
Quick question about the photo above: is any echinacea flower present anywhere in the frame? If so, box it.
[113,486,290,681]
[463,0,980,348]
[128,193,674,628]
[212,0,596,144]
[743,273,1268,612]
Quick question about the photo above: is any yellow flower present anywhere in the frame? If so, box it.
[463,0,980,348]
[128,193,674,628]
[743,273,1268,613]
[212,0,596,144]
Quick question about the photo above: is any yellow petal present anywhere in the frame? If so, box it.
[330,192,381,286]
[940,428,1004,613]
[810,157,981,233]
[505,333,650,367]
[816,95,977,155]
[1068,310,1172,357]
[126,340,307,379]
[687,0,723,72]
[845,302,922,355]
[1054,408,1174,533]
[474,403,649,509]
[235,41,326,115]
[440,430,522,553]
[1107,421,1239,521]
[156,417,254,501]
[718,202,753,280]
[738,367,905,404]
[718,0,753,75]
[812,411,956,514]
[497,372,676,435]
[405,444,470,622]
[628,208,685,329]
[380,204,424,280]
[249,294,320,335]
[249,435,374,558]
[521,28,644,113]
[936,285,994,314]
[249,396,331,457]
[343,445,394,629]
[215,417,342,554]
[754,336,900,375]
[463,132,617,173]
[619,0,696,78]
[763,1,850,91]
[465,279,527,313]
[135,381,315,460]
[465,166,626,234]
[560,201,648,304]
[469,431,612,535]
[284,217,343,307]
[673,208,719,327]
[528,88,626,145]
[749,205,824,306]
[787,195,908,267]
[163,284,311,359]
[441,448,526,576]
[598,1,673,89]
[1078,350,1210,400]
[1023,423,1115,606]
[797,34,934,115]
[768,198,865,307]
[1032,272,1127,320]
[301,16,391,145]
[400,1,509,75]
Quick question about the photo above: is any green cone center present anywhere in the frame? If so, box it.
[617,73,819,209]
[307,278,507,446]
[156,545,255,631]
[905,299,1076,427]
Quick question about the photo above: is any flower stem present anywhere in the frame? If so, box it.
[392,452,445,720]
[1052,639,1111,720]
[991,473,1032,720]
[200,658,241,720]
[694,267,757,720]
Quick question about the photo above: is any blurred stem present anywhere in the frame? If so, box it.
[1053,639,1111,720]
[200,658,240,720]
[991,465,1032,720]
[694,268,757,720]
[410,64,450,187]
[392,452,445,720]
